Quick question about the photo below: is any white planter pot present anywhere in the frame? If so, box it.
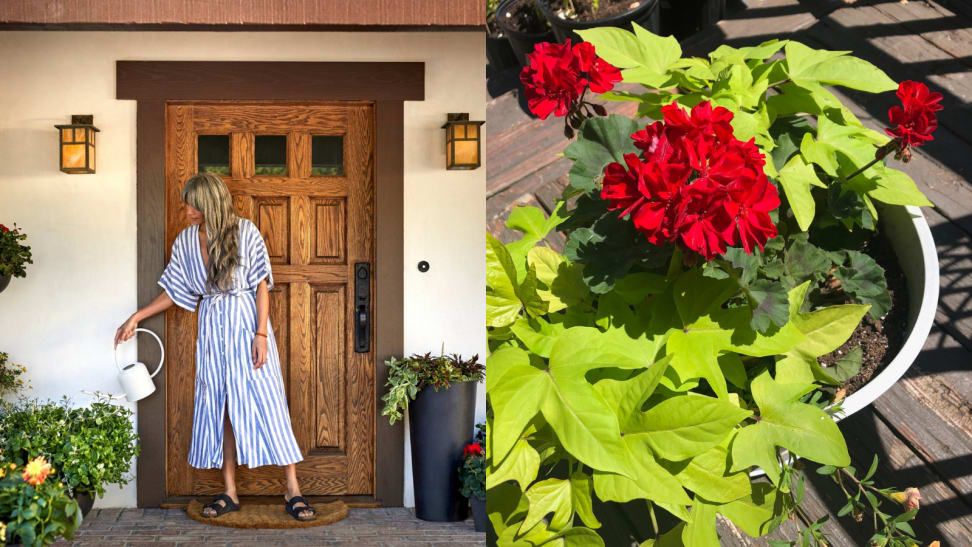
[751,205,938,478]
[833,204,939,420]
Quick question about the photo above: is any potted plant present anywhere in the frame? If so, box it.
[488,0,521,72]
[458,423,487,532]
[0,224,32,295]
[381,352,484,522]
[536,0,662,44]
[495,0,555,67]
[0,455,82,546]
[659,0,725,40]
[0,397,140,517]
[486,26,940,545]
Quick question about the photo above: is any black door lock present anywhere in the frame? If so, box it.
[354,262,371,353]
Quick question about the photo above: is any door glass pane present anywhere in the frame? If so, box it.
[255,135,287,175]
[198,135,230,175]
[311,135,344,176]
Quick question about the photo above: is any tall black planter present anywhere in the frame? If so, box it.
[74,491,95,518]
[487,34,520,72]
[538,0,661,44]
[496,0,556,67]
[408,381,477,522]
[470,496,487,532]
[0,274,11,294]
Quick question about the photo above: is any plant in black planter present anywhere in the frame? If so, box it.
[0,223,32,295]
[0,397,140,518]
[458,423,487,532]
[538,0,662,44]
[381,352,484,522]
[496,0,555,67]
[0,352,29,399]
[488,0,520,72]
[0,455,82,546]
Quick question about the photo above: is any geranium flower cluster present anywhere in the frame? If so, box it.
[520,39,621,126]
[886,80,942,152]
[463,442,484,457]
[600,101,780,260]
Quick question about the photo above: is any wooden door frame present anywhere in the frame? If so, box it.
[118,60,422,508]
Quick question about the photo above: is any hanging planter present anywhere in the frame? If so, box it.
[496,0,556,67]
[0,222,31,295]
[537,0,661,44]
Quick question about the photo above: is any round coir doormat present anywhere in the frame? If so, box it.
[185,499,348,529]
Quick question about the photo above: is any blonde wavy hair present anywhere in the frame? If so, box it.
[181,172,240,292]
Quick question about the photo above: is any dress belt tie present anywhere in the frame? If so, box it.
[203,288,256,303]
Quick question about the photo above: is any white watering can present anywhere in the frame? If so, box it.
[113,328,165,402]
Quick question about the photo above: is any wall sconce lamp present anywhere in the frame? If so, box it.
[442,113,485,170]
[54,115,99,174]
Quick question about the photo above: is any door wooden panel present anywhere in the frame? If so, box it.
[163,102,375,497]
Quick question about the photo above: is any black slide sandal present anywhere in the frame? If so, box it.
[285,495,318,521]
[202,493,240,518]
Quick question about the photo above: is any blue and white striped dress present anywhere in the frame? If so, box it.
[158,217,303,469]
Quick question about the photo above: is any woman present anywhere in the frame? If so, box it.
[114,172,316,521]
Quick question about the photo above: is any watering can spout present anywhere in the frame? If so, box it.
[115,328,165,402]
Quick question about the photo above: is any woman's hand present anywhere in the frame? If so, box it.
[252,335,268,369]
[114,315,139,347]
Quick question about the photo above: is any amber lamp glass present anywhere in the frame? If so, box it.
[54,115,99,174]
[442,113,485,170]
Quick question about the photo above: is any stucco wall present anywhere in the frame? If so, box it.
[0,30,486,508]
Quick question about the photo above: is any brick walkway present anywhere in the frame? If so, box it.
[56,507,485,546]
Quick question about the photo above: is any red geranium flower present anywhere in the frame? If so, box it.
[520,39,620,122]
[0,224,8,232]
[572,41,622,94]
[886,80,942,148]
[600,100,779,260]
[463,443,483,457]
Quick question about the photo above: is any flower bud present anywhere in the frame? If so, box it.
[890,487,921,512]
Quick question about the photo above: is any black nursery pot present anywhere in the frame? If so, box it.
[74,490,95,518]
[408,381,477,522]
[0,274,11,294]
[470,496,487,532]
[487,33,520,72]
[538,0,661,44]
[496,0,556,66]
[660,0,725,39]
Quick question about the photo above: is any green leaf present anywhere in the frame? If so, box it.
[548,527,607,547]
[748,279,791,332]
[778,155,823,231]
[718,353,748,389]
[529,247,588,312]
[576,23,680,77]
[682,498,720,547]
[506,204,569,271]
[630,394,752,461]
[825,346,863,383]
[569,471,601,529]
[784,41,898,93]
[661,444,752,503]
[486,233,522,327]
[593,434,692,505]
[511,316,567,359]
[865,165,934,207]
[717,483,784,537]
[488,438,540,492]
[735,371,851,469]
[783,235,833,288]
[486,348,546,462]
[834,250,890,319]
[593,355,672,428]
[563,115,641,196]
[520,478,574,534]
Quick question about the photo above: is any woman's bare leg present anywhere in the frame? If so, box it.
[202,410,240,517]
[284,464,314,518]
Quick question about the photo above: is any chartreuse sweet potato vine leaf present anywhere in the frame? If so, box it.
[576,23,681,89]
[487,233,548,327]
[776,297,870,385]
[783,41,898,93]
[506,203,569,273]
[519,471,601,536]
[731,370,851,485]
[628,394,751,461]
[716,482,787,537]
[488,438,541,493]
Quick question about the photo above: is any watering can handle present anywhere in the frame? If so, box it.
[114,328,165,378]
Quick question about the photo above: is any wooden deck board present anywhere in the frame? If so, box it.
[485,0,972,544]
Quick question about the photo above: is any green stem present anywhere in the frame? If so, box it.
[647,500,659,537]
[844,141,897,182]
[716,259,758,308]
[667,247,683,279]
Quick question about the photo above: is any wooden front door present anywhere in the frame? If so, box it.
[163,102,376,497]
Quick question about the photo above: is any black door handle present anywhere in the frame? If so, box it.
[354,262,370,353]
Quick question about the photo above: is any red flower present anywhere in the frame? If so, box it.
[520,39,620,120]
[463,443,483,457]
[886,80,942,148]
[572,41,622,94]
[599,100,779,260]
[0,224,8,233]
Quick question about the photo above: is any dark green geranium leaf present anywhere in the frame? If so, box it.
[784,234,833,288]
[563,115,640,197]
[821,346,862,383]
[564,212,670,294]
[834,250,890,319]
[768,115,814,175]
[748,279,791,332]
[723,247,761,286]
